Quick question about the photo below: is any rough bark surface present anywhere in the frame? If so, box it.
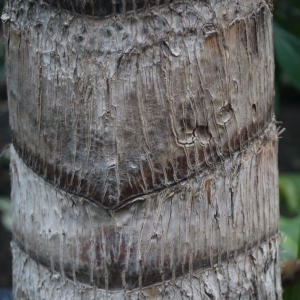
[2,0,281,298]
[4,0,274,209]
[12,236,281,299]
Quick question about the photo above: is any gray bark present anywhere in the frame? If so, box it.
[2,0,281,298]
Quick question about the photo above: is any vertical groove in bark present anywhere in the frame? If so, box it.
[2,0,281,298]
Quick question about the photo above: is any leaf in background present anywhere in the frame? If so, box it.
[283,282,300,300]
[0,197,12,231]
[274,23,300,93]
[280,215,300,261]
[280,174,300,214]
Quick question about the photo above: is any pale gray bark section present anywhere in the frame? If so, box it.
[12,236,281,299]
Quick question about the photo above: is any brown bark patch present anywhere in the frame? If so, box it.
[205,179,212,205]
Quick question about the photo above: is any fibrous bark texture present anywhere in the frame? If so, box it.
[2,0,281,298]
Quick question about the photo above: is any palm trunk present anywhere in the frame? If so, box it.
[3,0,281,298]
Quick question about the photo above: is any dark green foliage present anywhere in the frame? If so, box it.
[274,0,300,108]
[274,24,300,94]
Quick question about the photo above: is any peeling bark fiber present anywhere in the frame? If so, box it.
[2,0,282,298]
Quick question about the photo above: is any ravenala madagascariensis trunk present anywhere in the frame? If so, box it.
[2,0,282,298]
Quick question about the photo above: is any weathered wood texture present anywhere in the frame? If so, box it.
[10,124,281,298]
[12,236,281,299]
[4,0,274,209]
[2,0,281,298]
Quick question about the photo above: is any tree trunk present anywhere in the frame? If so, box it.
[2,0,282,298]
